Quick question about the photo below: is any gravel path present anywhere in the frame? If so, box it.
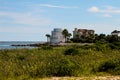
[40,76,120,80]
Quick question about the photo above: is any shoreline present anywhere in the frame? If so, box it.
[11,42,94,47]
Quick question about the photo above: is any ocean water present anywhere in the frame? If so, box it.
[0,41,42,49]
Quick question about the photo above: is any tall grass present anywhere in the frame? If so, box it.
[0,44,120,79]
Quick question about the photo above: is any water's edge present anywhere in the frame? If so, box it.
[0,41,44,49]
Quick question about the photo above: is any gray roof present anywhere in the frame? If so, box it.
[111,30,120,33]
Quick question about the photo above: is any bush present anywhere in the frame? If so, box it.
[48,58,76,76]
[64,48,79,56]
[93,59,120,75]
[97,61,116,72]
[109,42,120,49]
[95,42,110,51]
[109,43,118,49]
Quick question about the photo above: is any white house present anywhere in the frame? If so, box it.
[111,30,120,37]
[50,28,65,43]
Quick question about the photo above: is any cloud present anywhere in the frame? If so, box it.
[87,6,120,18]
[88,6,120,13]
[103,14,112,18]
[0,11,52,26]
[39,4,78,9]
[88,6,100,12]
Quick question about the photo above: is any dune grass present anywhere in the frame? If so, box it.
[0,44,120,79]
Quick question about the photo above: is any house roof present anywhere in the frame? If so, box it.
[77,29,94,33]
[111,30,120,33]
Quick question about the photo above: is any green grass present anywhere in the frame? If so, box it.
[0,44,120,79]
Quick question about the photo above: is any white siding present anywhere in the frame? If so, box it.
[50,28,65,43]
[111,33,120,36]
[118,33,120,36]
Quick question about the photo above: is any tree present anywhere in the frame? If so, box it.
[99,34,107,43]
[86,34,95,43]
[67,33,72,42]
[62,29,69,42]
[108,35,120,43]
[99,34,106,40]
[94,34,99,42]
[46,34,51,42]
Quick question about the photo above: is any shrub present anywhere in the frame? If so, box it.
[64,48,79,56]
[95,43,110,51]
[93,59,120,75]
[97,61,116,72]
[46,58,77,76]
[109,42,120,49]
[109,43,118,49]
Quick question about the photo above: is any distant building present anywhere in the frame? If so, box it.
[73,28,95,38]
[50,28,65,43]
[111,30,120,36]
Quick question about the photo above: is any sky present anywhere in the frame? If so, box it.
[0,0,120,41]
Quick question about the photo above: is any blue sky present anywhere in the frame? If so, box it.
[0,0,120,41]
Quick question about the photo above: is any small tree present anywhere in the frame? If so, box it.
[67,33,72,42]
[45,34,51,42]
[62,29,69,42]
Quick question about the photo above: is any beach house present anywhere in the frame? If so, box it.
[73,28,95,38]
[111,30,120,37]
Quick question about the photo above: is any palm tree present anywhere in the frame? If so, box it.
[45,34,51,42]
[67,33,72,42]
[62,29,69,42]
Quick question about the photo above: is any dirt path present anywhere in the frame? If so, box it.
[40,76,120,80]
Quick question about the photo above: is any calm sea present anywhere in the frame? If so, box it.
[0,41,42,49]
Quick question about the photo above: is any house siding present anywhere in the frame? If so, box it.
[73,28,95,38]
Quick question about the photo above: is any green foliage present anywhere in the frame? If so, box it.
[1,44,120,79]
[109,43,119,49]
[79,44,95,50]
[95,42,110,51]
[62,29,71,42]
[93,59,120,75]
[72,33,120,46]
[109,42,120,49]
[97,61,116,72]
[64,47,79,56]
[46,57,76,76]
[45,34,51,42]
[41,46,53,50]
